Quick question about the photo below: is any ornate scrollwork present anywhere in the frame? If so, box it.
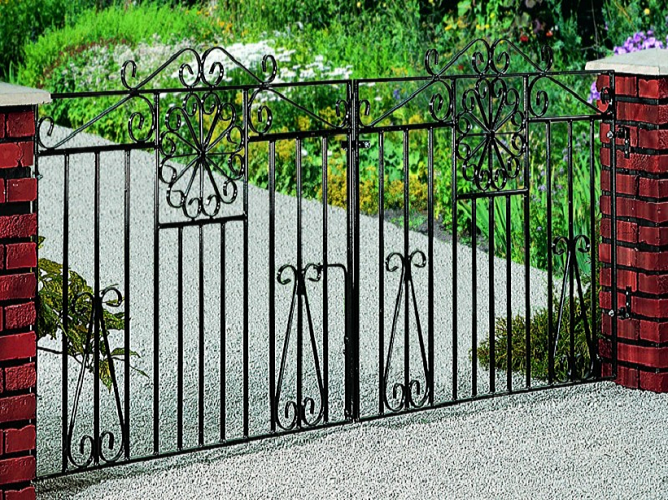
[551,234,599,382]
[159,92,243,219]
[121,47,277,91]
[425,39,553,78]
[37,93,155,151]
[274,263,326,430]
[383,250,430,412]
[67,287,126,469]
[456,77,525,192]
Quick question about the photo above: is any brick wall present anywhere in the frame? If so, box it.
[598,73,668,392]
[0,107,37,500]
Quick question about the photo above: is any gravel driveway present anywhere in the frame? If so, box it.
[33,126,664,499]
[36,382,668,499]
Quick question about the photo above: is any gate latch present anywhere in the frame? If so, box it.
[608,286,632,319]
[606,126,631,159]
[341,140,371,150]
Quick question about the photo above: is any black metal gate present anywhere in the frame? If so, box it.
[34,38,617,478]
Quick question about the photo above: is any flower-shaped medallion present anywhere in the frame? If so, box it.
[456,78,526,192]
[159,92,244,219]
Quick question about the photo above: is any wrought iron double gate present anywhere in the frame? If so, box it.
[34,39,618,478]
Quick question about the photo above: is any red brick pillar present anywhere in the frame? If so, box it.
[588,50,668,392]
[0,84,50,500]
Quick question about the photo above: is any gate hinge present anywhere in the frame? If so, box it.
[608,286,631,319]
[341,140,371,150]
[600,87,613,105]
[606,126,631,159]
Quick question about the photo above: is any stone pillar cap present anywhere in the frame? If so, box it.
[0,82,51,106]
[586,48,668,76]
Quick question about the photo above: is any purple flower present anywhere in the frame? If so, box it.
[587,80,600,104]
[393,89,401,100]
[614,31,667,54]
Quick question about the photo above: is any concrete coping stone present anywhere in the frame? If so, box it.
[0,82,51,107]
[586,48,668,76]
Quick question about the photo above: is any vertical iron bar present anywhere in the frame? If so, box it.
[198,225,205,445]
[345,81,360,420]
[378,132,385,415]
[177,228,183,450]
[523,75,531,388]
[321,136,329,422]
[269,141,276,431]
[488,197,495,393]
[220,224,226,441]
[153,93,160,454]
[242,90,250,437]
[546,123,554,384]
[93,151,101,464]
[589,119,597,377]
[427,128,434,406]
[488,80,496,394]
[451,78,458,401]
[403,130,410,409]
[296,138,303,428]
[124,150,131,459]
[62,154,70,471]
[568,120,575,381]
[471,198,477,397]
[352,83,361,420]
[506,195,512,392]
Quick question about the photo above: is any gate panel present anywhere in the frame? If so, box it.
[34,39,616,479]
[352,40,615,420]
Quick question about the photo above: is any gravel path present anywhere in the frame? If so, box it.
[36,382,668,499]
[32,125,652,499]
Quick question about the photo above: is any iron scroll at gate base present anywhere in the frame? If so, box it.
[66,287,126,469]
[34,37,622,478]
[383,250,431,412]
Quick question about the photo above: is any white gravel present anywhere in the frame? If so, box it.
[33,126,668,499]
[36,382,668,499]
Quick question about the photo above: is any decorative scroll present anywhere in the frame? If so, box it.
[383,250,430,412]
[37,94,156,151]
[551,235,599,381]
[424,39,553,78]
[274,263,326,430]
[67,287,125,469]
[359,38,551,129]
[159,92,243,219]
[456,77,525,192]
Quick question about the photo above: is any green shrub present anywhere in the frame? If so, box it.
[19,2,219,89]
[0,0,98,81]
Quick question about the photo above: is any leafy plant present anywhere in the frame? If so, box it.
[37,238,145,390]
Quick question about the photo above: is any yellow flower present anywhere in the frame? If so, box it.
[644,7,650,15]
[357,1,361,7]
[297,116,311,131]
[490,12,496,19]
